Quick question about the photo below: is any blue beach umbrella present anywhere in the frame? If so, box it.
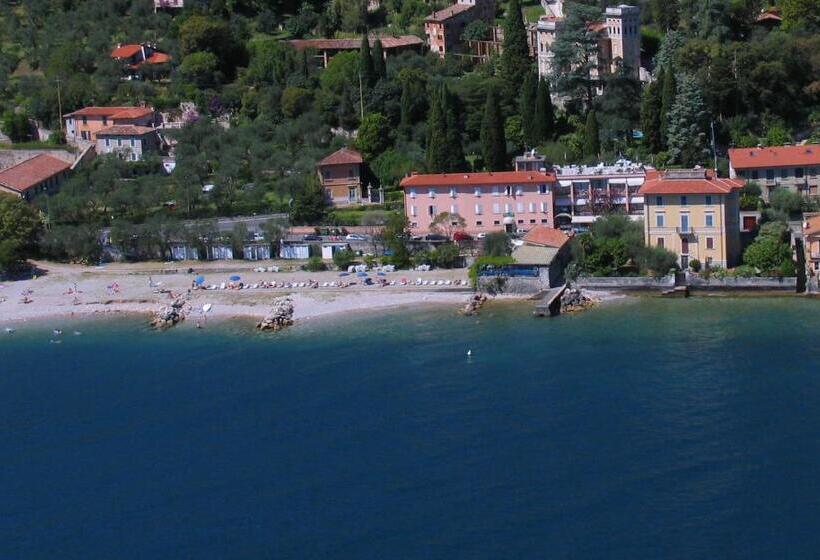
[356,271,368,278]
[194,275,205,285]
[377,272,386,277]
[229,275,241,281]
[338,272,350,277]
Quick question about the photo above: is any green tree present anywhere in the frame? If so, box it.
[356,113,391,160]
[640,77,664,153]
[667,74,709,167]
[482,231,512,257]
[550,2,602,110]
[650,0,679,30]
[499,0,531,107]
[372,38,386,80]
[359,34,375,88]
[583,110,600,158]
[281,87,314,118]
[442,85,467,172]
[426,86,448,172]
[461,19,490,42]
[480,87,507,171]
[290,175,329,225]
[519,71,537,146]
[1,111,32,142]
[0,196,41,274]
[332,248,357,269]
[430,211,466,238]
[743,221,794,274]
[595,65,641,149]
[778,0,819,31]
[380,211,411,268]
[178,52,222,89]
[660,67,676,144]
[532,78,555,144]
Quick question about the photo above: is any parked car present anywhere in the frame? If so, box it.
[303,234,322,241]
[345,233,367,241]
[424,234,448,242]
[476,232,488,239]
[453,231,473,242]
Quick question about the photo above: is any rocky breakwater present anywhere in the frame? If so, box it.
[560,287,596,313]
[462,293,488,316]
[151,298,188,329]
[258,297,295,331]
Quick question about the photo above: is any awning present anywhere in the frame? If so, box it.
[630,196,645,203]
[559,180,572,187]
[572,216,597,224]
[608,178,626,185]
[575,199,588,206]
[627,178,644,186]
[572,180,590,186]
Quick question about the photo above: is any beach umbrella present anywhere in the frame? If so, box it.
[338,272,350,277]
[229,275,241,281]
[356,271,368,277]
[377,272,386,277]
[194,275,205,285]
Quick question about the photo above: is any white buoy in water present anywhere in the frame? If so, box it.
[467,349,472,357]
[5,327,15,334]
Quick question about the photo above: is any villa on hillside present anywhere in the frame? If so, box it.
[425,0,496,57]
[728,144,820,201]
[0,154,72,201]
[286,36,424,68]
[400,170,556,235]
[640,169,745,269]
[317,147,381,206]
[111,43,171,80]
[96,126,162,161]
[64,106,157,145]
[803,213,820,275]
[154,0,183,11]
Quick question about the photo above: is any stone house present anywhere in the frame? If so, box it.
[95,126,162,161]
[0,153,71,201]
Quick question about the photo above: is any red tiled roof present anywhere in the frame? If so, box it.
[63,106,155,119]
[145,52,171,64]
[425,3,472,22]
[588,21,607,33]
[111,44,143,58]
[0,154,71,193]
[639,169,744,195]
[318,147,363,166]
[728,144,820,170]
[97,125,156,136]
[401,171,556,188]
[522,225,570,249]
[288,36,423,50]
[804,213,820,237]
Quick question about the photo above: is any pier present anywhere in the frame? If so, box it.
[534,284,567,317]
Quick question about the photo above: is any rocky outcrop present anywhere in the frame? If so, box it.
[258,297,295,331]
[560,288,595,313]
[151,298,187,329]
[462,293,488,316]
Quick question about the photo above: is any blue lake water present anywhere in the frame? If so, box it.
[2,297,820,559]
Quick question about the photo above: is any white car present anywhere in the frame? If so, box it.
[476,232,488,239]
[345,234,367,241]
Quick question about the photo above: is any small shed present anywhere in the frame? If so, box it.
[170,243,199,261]
[321,242,350,260]
[244,243,271,261]
[280,243,310,259]
[207,244,234,260]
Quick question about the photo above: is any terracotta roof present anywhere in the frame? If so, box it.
[639,169,744,195]
[401,171,556,187]
[728,145,820,170]
[64,106,155,119]
[804,213,820,237]
[522,225,570,249]
[588,21,607,33]
[318,147,363,166]
[425,3,472,22]
[97,125,157,136]
[111,44,143,58]
[512,244,560,266]
[288,36,423,50]
[0,154,71,193]
[145,52,171,64]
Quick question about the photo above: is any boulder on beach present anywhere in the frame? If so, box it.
[151,298,187,329]
[462,293,488,316]
[258,297,295,331]
[560,288,596,313]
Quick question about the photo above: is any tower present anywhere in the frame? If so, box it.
[605,5,641,78]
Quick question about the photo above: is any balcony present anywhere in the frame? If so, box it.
[677,226,692,235]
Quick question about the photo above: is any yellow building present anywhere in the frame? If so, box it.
[640,169,745,269]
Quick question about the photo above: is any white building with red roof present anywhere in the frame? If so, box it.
[401,170,557,235]
[728,144,820,201]
[0,154,71,201]
[111,43,171,79]
[640,168,745,269]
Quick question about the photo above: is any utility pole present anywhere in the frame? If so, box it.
[55,78,64,136]
[358,71,365,120]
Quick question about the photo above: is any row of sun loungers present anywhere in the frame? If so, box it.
[199,279,470,291]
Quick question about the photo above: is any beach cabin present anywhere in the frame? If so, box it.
[207,244,233,260]
[280,243,310,259]
[170,243,199,261]
[321,242,350,260]
[243,242,271,261]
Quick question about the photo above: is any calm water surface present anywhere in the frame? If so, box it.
[2,297,820,559]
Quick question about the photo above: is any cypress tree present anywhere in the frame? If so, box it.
[372,38,386,80]
[359,34,375,88]
[426,86,448,172]
[532,78,555,144]
[660,67,676,145]
[499,0,531,109]
[667,74,709,167]
[400,80,413,137]
[442,85,467,171]
[480,87,507,171]
[519,72,537,146]
[640,78,663,153]
[583,110,600,159]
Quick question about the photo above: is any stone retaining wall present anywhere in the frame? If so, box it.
[574,276,674,290]
[688,277,796,291]
[0,149,77,169]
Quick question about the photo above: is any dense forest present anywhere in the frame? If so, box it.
[0,0,818,262]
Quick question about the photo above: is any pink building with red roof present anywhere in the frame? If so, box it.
[64,106,157,145]
[728,144,820,201]
[0,154,71,201]
[401,170,557,236]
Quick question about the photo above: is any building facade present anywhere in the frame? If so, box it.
[154,0,183,11]
[803,213,820,274]
[401,170,557,235]
[111,43,171,79]
[425,0,496,57]
[728,144,820,201]
[96,126,162,161]
[640,169,744,269]
[64,107,156,145]
[0,154,71,201]
[317,147,381,206]
[553,160,647,229]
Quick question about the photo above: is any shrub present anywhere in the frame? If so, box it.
[639,246,678,278]
[689,258,701,272]
[305,256,326,272]
[732,265,757,278]
[468,255,515,287]
[482,231,512,257]
[332,248,356,269]
[433,243,461,268]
